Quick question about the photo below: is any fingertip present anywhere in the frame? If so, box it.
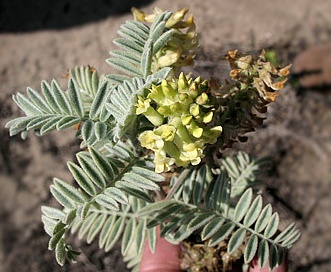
[140,229,181,272]
[248,256,288,272]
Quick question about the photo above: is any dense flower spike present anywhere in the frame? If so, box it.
[132,7,198,73]
[136,73,222,172]
[213,50,292,149]
[225,49,291,102]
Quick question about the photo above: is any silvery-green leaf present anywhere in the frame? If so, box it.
[131,166,165,183]
[274,223,296,243]
[42,215,57,236]
[105,216,125,252]
[192,165,206,205]
[51,80,72,115]
[41,80,61,113]
[26,87,52,113]
[172,214,196,241]
[89,147,115,181]
[234,188,253,222]
[14,92,43,115]
[135,219,147,254]
[122,217,136,255]
[76,202,90,220]
[41,206,66,221]
[243,195,262,227]
[269,244,279,270]
[201,217,225,241]
[55,238,66,266]
[78,212,98,239]
[70,217,83,234]
[95,194,119,211]
[118,28,145,46]
[146,204,184,228]
[99,216,116,249]
[50,184,75,209]
[89,81,109,120]
[255,204,272,232]
[110,50,141,65]
[76,152,106,188]
[53,178,85,204]
[94,122,108,141]
[56,116,81,130]
[68,78,85,117]
[244,234,258,264]
[64,209,76,224]
[182,168,195,204]
[281,229,301,247]
[258,239,269,269]
[264,212,280,238]
[113,38,143,55]
[40,116,62,135]
[117,185,153,203]
[228,228,246,254]
[52,221,66,235]
[67,161,97,196]
[188,212,215,232]
[87,213,107,244]
[48,228,65,250]
[153,29,175,54]
[26,115,52,130]
[209,222,235,247]
[122,172,160,191]
[104,187,128,204]
[141,38,153,78]
[147,226,157,254]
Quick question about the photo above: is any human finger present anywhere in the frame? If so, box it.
[140,229,181,272]
[248,255,288,272]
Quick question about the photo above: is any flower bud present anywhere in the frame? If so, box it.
[196,92,209,105]
[202,111,213,123]
[178,72,189,90]
[135,96,164,126]
[189,103,201,117]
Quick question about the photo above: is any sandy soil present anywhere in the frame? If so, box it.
[1,0,331,271]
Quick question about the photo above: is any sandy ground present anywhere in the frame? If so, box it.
[1,0,331,271]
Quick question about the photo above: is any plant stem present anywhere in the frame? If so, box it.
[165,168,190,200]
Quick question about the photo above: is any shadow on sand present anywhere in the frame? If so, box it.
[0,0,154,33]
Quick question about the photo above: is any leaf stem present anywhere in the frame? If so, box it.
[165,168,190,200]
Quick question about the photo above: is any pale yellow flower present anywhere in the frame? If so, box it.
[138,131,164,150]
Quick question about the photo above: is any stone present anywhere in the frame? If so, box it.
[292,43,331,89]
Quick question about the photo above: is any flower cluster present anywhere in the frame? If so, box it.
[213,50,292,149]
[136,73,222,172]
[225,50,291,102]
[132,7,198,72]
